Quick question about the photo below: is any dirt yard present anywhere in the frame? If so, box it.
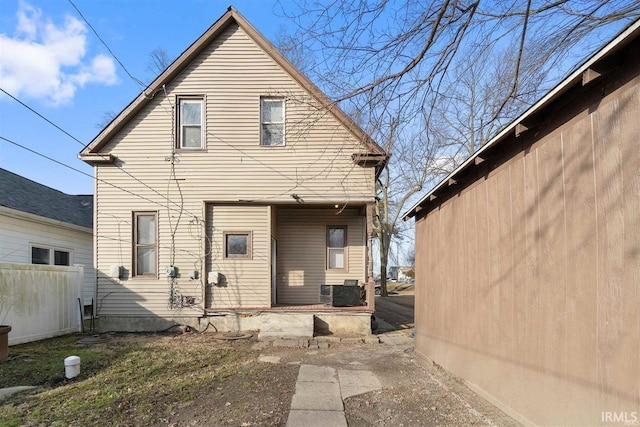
[0,328,518,426]
[266,334,519,427]
[0,283,520,426]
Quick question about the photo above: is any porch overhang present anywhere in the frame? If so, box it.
[205,304,373,314]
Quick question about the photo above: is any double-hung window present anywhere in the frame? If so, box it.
[260,97,284,146]
[327,226,347,270]
[133,212,157,277]
[178,97,204,149]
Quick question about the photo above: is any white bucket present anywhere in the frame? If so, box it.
[64,355,81,379]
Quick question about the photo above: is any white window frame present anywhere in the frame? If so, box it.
[178,97,204,150]
[30,244,72,266]
[260,96,285,146]
[326,225,348,271]
[133,211,158,278]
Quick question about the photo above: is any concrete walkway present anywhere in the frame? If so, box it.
[0,386,36,401]
[286,364,382,427]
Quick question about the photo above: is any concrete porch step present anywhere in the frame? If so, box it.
[257,312,314,340]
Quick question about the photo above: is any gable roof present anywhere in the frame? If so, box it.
[0,168,93,229]
[80,6,387,162]
[403,18,640,221]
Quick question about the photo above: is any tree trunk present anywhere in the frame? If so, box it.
[379,230,390,297]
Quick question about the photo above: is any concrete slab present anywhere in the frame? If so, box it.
[271,338,310,348]
[290,382,343,411]
[316,336,342,343]
[259,332,313,341]
[252,341,271,350]
[297,365,338,383]
[379,333,413,346]
[257,313,314,338]
[258,355,281,364]
[364,336,380,344]
[0,386,36,401]
[338,370,382,398]
[341,337,364,344]
[286,410,347,427]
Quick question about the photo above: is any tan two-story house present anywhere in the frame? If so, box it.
[80,7,387,336]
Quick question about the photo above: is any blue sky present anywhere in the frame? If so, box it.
[1,1,635,199]
[0,0,295,195]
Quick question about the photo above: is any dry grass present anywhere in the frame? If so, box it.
[0,332,266,426]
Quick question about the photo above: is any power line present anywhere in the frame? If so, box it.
[0,135,193,218]
[0,136,90,177]
[0,87,199,219]
[2,87,365,210]
[67,0,147,90]
[0,87,86,148]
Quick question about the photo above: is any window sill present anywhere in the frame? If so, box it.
[175,148,207,153]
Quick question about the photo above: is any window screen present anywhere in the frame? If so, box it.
[260,97,284,146]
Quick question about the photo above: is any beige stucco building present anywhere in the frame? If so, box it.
[80,8,386,335]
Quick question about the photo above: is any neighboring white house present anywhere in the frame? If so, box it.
[0,168,95,308]
[388,266,413,282]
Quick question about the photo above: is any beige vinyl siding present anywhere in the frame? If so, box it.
[93,23,375,317]
[99,23,374,202]
[206,204,270,308]
[0,211,94,305]
[276,208,365,304]
[94,195,205,317]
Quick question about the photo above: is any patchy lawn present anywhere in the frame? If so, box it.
[0,333,298,426]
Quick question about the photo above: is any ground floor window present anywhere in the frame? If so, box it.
[327,225,347,270]
[31,245,71,266]
[224,232,252,259]
[133,211,158,277]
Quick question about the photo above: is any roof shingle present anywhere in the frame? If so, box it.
[0,168,93,229]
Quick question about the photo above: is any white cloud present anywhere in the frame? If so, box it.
[0,1,118,106]
[16,1,40,39]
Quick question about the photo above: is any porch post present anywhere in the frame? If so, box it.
[366,202,375,312]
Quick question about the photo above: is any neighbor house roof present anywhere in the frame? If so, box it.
[403,18,640,221]
[0,168,93,229]
[79,6,388,165]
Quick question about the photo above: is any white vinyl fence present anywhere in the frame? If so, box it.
[0,262,84,345]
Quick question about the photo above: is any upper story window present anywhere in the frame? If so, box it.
[260,97,284,146]
[31,245,71,266]
[178,97,204,149]
[133,211,157,277]
[327,226,347,271]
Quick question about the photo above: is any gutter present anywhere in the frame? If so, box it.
[0,205,93,234]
